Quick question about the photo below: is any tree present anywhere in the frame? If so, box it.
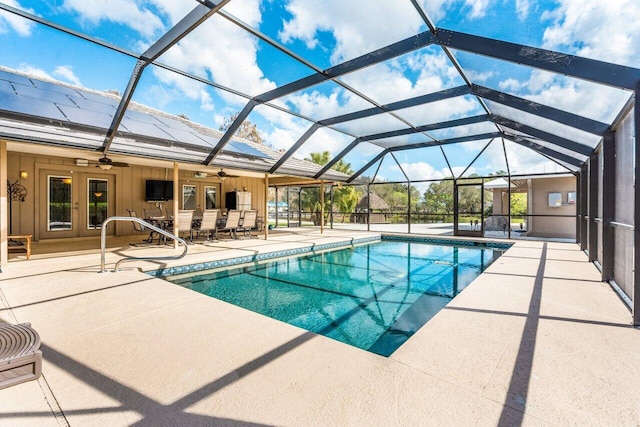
[510,193,527,216]
[305,151,330,166]
[306,151,361,222]
[423,179,453,216]
[219,112,264,144]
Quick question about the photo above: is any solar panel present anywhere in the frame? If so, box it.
[0,89,68,122]
[0,70,33,87]
[160,127,212,148]
[195,133,221,146]
[226,141,271,159]
[57,104,113,129]
[76,90,120,108]
[14,84,75,107]
[125,109,166,126]
[110,140,208,163]
[30,79,84,98]
[120,117,174,140]
[67,94,116,115]
[0,80,14,93]
[155,115,201,133]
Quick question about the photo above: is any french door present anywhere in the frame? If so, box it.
[39,171,115,239]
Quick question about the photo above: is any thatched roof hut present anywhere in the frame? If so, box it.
[356,193,390,211]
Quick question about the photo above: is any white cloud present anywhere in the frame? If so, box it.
[503,140,552,173]
[451,165,474,177]
[279,0,423,65]
[515,0,532,20]
[541,0,640,67]
[416,0,491,23]
[62,0,165,38]
[498,78,525,92]
[465,69,494,84]
[465,0,490,19]
[0,0,36,36]
[53,65,81,86]
[16,64,51,80]
[294,126,353,160]
[396,162,449,181]
[496,0,639,124]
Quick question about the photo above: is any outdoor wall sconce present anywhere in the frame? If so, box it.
[20,171,28,179]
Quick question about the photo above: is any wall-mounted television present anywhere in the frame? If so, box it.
[145,180,174,202]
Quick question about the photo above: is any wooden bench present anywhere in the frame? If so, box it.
[8,234,32,260]
[0,322,42,389]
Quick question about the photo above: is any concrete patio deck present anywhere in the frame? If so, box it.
[0,229,638,426]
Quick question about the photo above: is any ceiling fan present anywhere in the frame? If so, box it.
[217,168,239,179]
[97,156,129,170]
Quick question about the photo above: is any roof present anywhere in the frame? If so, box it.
[357,193,390,210]
[0,67,348,182]
[0,2,637,183]
[483,178,515,189]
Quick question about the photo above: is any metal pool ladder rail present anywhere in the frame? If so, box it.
[100,216,188,273]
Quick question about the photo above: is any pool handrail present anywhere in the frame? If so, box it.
[100,216,188,273]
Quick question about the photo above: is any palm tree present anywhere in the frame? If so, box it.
[305,151,330,166]
[305,151,360,222]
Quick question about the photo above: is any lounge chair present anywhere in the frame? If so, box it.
[222,210,241,239]
[0,322,42,390]
[177,210,194,242]
[238,210,258,238]
[196,209,219,243]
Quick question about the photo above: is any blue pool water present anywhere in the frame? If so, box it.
[167,240,506,356]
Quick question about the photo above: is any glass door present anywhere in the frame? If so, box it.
[46,175,75,237]
[88,179,108,229]
[40,171,115,239]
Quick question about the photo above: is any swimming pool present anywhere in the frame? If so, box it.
[167,239,507,356]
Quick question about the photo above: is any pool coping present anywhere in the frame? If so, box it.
[149,234,513,278]
[146,235,382,277]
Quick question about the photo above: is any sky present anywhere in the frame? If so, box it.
[0,0,637,185]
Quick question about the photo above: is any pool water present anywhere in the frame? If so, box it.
[167,240,505,356]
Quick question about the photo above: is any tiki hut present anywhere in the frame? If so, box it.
[354,193,390,224]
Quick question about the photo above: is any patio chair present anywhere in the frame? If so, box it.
[127,209,156,245]
[222,210,241,239]
[177,210,194,242]
[238,209,258,238]
[196,209,219,243]
[0,322,42,390]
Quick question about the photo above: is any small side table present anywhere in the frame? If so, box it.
[8,235,32,260]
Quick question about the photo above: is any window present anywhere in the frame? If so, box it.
[204,186,217,209]
[182,185,197,210]
[88,178,108,229]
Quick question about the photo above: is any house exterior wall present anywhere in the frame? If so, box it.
[6,150,266,240]
[492,190,504,214]
[529,176,576,239]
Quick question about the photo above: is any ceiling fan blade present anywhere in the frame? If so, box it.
[112,162,129,167]
[217,168,239,178]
